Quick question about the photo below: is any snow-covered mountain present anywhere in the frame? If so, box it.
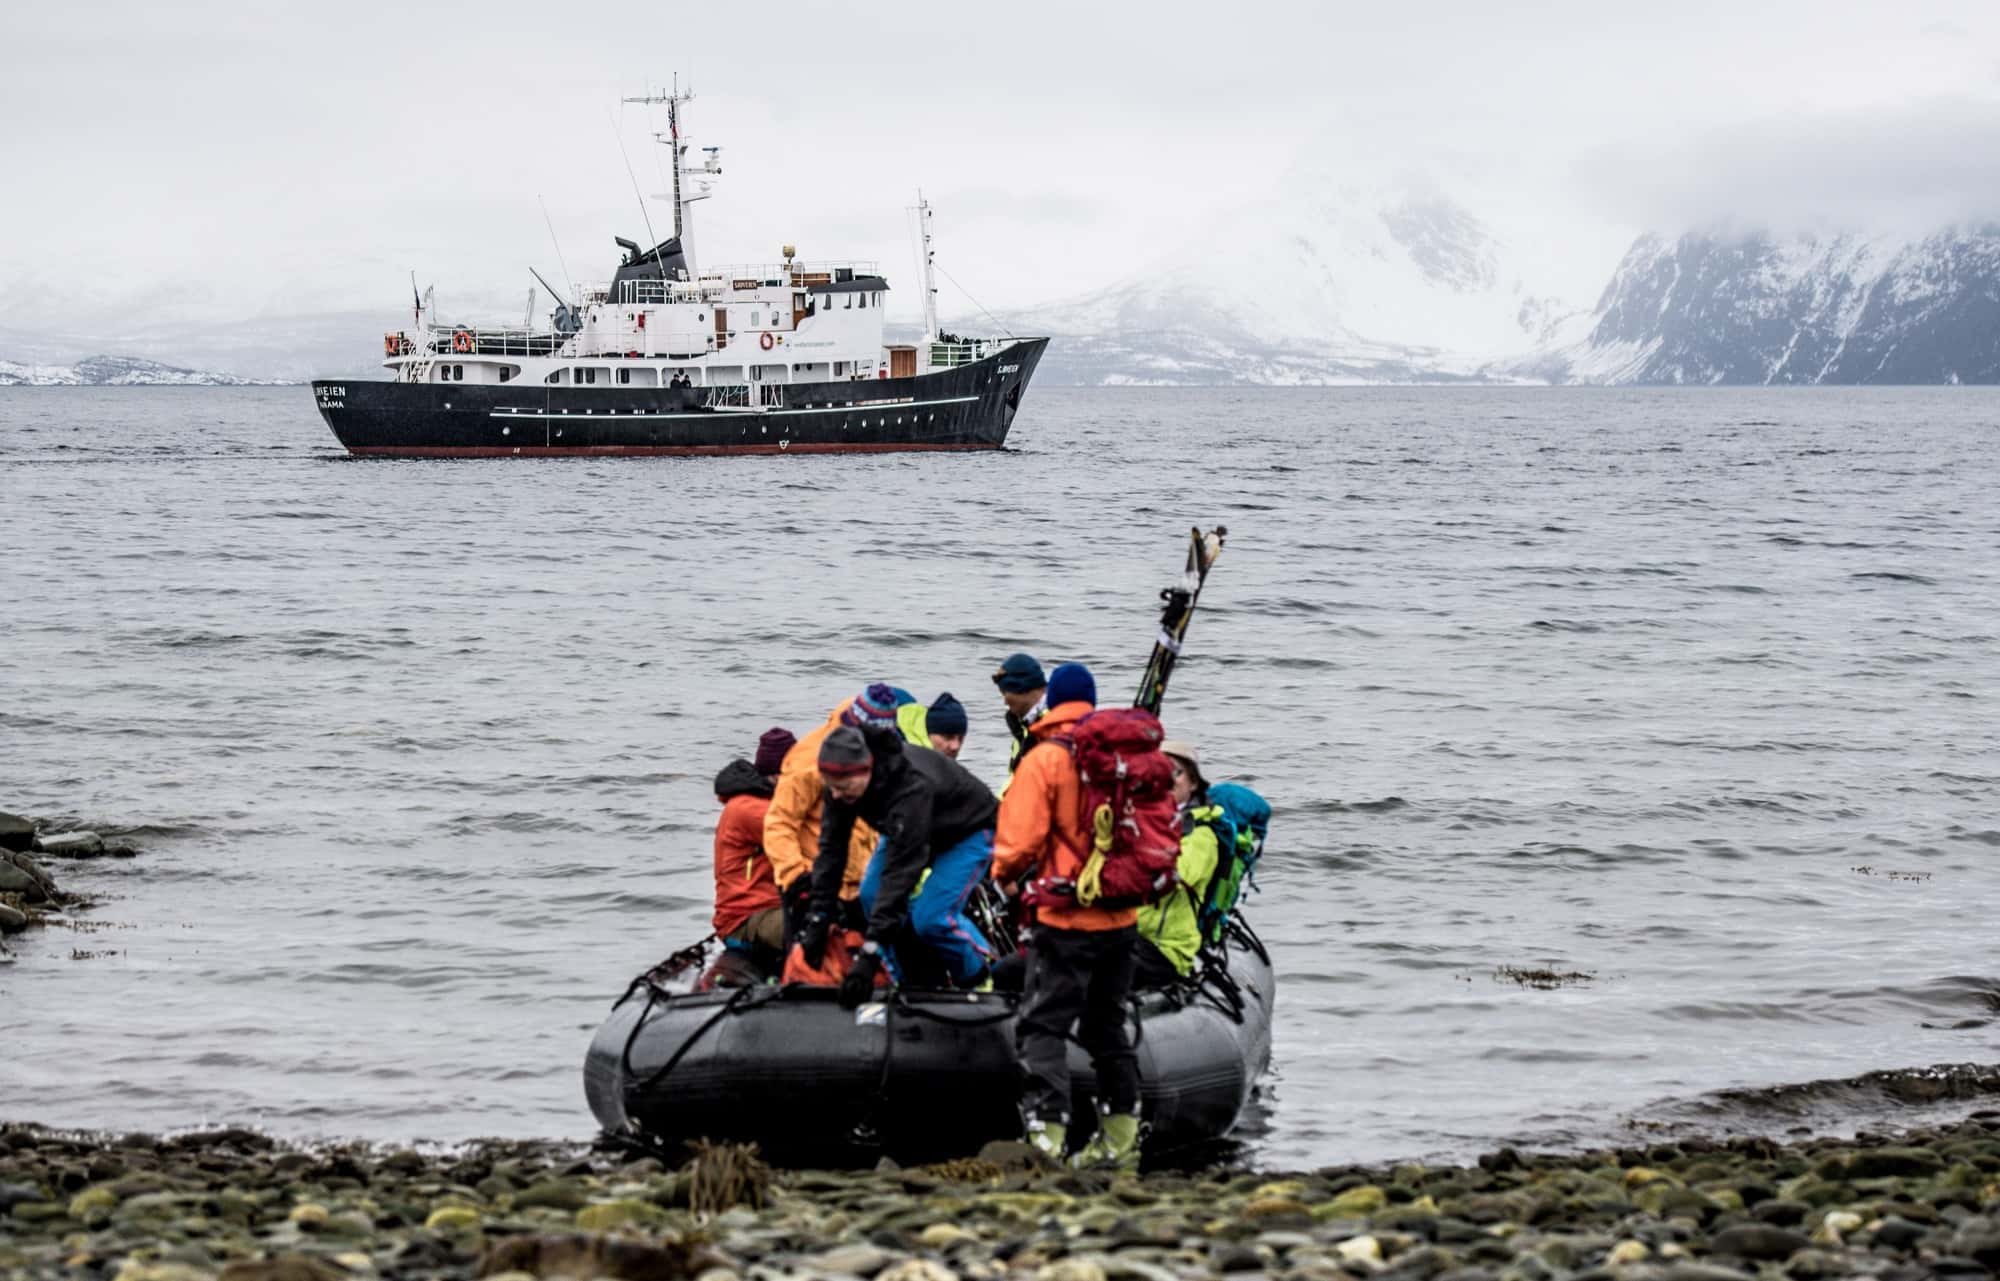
[0,354,279,386]
[981,137,2000,387]
[984,160,1620,386]
[1533,225,2000,385]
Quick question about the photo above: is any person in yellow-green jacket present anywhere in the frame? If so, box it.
[1134,739,1223,989]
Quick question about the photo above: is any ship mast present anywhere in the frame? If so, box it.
[915,192,941,342]
[623,77,718,272]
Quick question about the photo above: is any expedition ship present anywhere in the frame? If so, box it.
[311,87,1046,458]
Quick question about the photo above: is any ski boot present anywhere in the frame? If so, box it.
[1024,1116,1068,1164]
[1072,1108,1143,1172]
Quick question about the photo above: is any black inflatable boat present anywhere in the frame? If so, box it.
[583,924,1275,1165]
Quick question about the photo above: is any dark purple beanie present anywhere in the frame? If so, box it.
[754,727,796,776]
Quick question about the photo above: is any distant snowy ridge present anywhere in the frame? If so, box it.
[1530,225,2000,385]
[979,164,1601,386]
[0,354,284,386]
[985,180,2000,385]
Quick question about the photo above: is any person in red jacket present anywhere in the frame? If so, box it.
[712,728,795,952]
[988,663,1143,1170]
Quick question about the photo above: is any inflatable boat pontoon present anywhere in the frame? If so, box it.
[584,924,1275,1166]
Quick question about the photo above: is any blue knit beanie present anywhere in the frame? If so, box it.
[842,683,902,730]
[1045,663,1096,709]
[926,692,968,737]
[991,652,1046,694]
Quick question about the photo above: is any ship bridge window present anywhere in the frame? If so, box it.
[858,294,867,310]
[545,369,564,384]
[844,295,852,309]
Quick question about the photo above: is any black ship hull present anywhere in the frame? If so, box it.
[311,339,1047,458]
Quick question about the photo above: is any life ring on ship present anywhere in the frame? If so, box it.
[384,334,399,357]
[452,329,474,355]
[759,332,775,351]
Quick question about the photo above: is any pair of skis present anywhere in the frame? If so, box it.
[1135,525,1228,716]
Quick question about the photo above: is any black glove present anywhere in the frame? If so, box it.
[839,946,884,1010]
[798,912,832,969]
[780,876,813,942]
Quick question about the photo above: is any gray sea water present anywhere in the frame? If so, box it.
[3,385,1998,1167]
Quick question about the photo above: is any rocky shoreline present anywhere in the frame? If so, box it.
[0,811,139,953]
[3,1113,1999,1281]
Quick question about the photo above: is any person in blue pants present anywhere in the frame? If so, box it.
[800,721,1000,1006]
[859,825,994,984]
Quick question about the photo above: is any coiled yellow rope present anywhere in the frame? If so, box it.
[1075,804,1115,905]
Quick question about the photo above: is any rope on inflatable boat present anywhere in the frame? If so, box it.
[1183,916,1265,1025]
[626,983,778,1095]
[886,989,1019,1028]
[615,936,717,1010]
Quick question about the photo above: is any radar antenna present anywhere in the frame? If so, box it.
[624,76,719,272]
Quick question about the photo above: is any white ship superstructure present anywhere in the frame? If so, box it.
[381,88,1004,399]
[314,83,1046,458]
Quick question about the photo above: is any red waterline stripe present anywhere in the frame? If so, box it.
[342,442,1001,458]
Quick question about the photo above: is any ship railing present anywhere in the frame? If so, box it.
[607,262,885,307]
[614,280,723,306]
[923,337,1013,369]
[698,260,879,288]
[397,326,568,358]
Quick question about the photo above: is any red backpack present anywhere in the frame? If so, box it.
[1026,708,1181,910]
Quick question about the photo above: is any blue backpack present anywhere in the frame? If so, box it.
[1192,782,1271,947]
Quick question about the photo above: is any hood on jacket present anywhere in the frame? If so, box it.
[1028,699,1095,739]
[715,758,775,801]
[895,702,932,749]
[860,722,908,761]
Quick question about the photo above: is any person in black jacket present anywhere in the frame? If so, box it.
[802,724,999,1005]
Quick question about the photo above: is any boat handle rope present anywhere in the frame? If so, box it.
[625,983,776,1094]
[887,989,1019,1028]
[1228,915,1270,966]
[614,935,717,1011]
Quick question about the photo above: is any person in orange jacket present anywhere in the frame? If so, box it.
[988,662,1143,1169]
[763,685,902,939]
[710,728,796,953]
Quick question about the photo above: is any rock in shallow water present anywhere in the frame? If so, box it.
[0,813,33,852]
[34,830,103,857]
[0,860,51,901]
[0,902,26,932]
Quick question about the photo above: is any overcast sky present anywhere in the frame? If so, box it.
[4,0,1997,331]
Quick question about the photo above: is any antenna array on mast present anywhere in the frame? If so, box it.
[622,76,720,270]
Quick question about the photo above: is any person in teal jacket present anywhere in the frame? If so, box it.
[1134,739,1223,989]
